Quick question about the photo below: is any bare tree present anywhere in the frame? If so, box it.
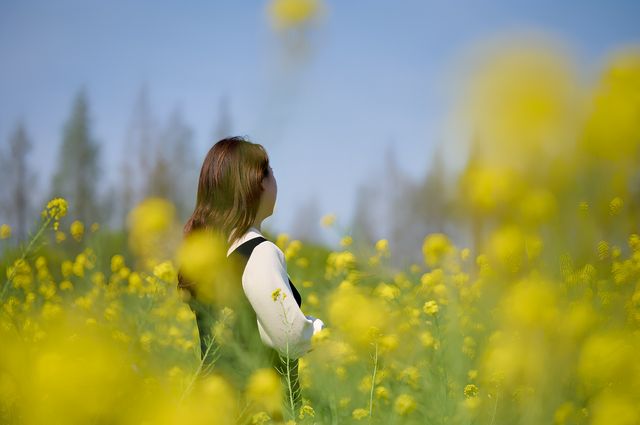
[50,89,102,225]
[0,120,37,241]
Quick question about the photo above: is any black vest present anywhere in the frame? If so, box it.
[229,236,303,308]
[188,235,302,403]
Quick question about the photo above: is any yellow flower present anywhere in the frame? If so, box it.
[394,394,417,416]
[423,300,439,316]
[70,220,84,241]
[271,288,282,302]
[590,392,639,425]
[176,229,230,305]
[375,386,389,400]
[352,408,368,420]
[284,239,302,260]
[55,231,66,243]
[43,197,68,230]
[422,233,453,267]
[251,412,272,425]
[307,292,319,306]
[327,282,389,349]
[320,213,336,228]
[153,260,177,283]
[111,255,125,273]
[90,222,100,233]
[295,257,309,268]
[246,368,283,414]
[461,164,522,213]
[597,240,609,260]
[267,0,322,30]
[128,197,178,266]
[340,235,353,247]
[298,404,315,419]
[500,277,559,329]
[609,197,624,215]
[275,233,290,250]
[375,239,390,256]
[581,47,640,162]
[398,366,420,389]
[487,225,528,272]
[462,37,581,168]
[464,384,479,398]
[420,331,435,348]
[0,223,11,239]
[374,282,399,301]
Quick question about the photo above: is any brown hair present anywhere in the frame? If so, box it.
[177,136,270,297]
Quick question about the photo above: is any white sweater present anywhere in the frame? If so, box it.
[226,226,325,359]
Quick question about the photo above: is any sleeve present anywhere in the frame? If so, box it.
[242,241,323,359]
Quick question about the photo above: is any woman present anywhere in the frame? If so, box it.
[177,136,325,412]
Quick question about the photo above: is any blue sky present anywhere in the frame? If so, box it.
[1,0,639,242]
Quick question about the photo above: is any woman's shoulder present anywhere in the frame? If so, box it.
[251,239,285,263]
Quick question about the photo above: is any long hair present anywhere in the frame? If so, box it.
[177,136,270,298]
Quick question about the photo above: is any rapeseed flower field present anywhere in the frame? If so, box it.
[2,39,640,425]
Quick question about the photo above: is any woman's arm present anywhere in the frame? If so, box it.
[242,241,323,359]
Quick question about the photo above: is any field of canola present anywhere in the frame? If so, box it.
[2,41,640,425]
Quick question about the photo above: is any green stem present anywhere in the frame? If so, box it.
[368,340,378,421]
[434,314,449,420]
[488,388,499,425]
[279,298,296,420]
[179,333,218,404]
[0,216,52,303]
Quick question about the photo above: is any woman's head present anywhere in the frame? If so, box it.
[183,136,276,245]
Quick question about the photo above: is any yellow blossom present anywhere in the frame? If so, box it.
[464,384,479,398]
[320,213,336,228]
[271,288,282,302]
[340,235,353,247]
[42,197,68,230]
[70,220,84,241]
[246,368,283,415]
[0,224,11,239]
[267,0,322,30]
[375,239,390,256]
[423,300,439,316]
[375,386,389,400]
[176,229,230,305]
[298,404,315,419]
[55,231,66,243]
[251,412,272,425]
[110,255,125,273]
[394,394,417,416]
[422,233,453,267]
[352,408,368,420]
[128,197,178,267]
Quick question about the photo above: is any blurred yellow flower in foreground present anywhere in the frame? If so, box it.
[267,0,322,30]
[176,229,231,305]
[581,46,640,162]
[128,197,180,269]
[327,281,389,349]
[462,36,582,168]
[500,277,559,330]
[246,368,283,415]
[422,233,453,267]
[0,319,139,424]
